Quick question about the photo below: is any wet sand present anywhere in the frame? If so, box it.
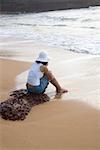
[0,41,100,150]
[0,59,30,100]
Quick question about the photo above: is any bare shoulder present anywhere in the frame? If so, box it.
[40,65,49,73]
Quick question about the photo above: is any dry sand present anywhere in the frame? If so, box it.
[0,41,100,150]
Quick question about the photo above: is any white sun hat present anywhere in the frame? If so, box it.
[36,51,50,62]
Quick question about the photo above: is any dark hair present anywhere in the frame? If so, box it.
[36,61,48,66]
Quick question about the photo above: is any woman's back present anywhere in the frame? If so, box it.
[27,62,43,86]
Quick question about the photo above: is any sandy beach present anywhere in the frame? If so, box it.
[0,39,100,150]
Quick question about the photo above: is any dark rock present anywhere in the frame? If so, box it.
[0,89,50,121]
[0,0,100,13]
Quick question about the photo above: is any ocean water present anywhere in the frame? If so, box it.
[0,6,100,55]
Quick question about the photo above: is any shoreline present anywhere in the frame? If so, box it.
[0,50,100,108]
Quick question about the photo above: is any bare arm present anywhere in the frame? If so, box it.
[40,65,54,81]
[40,65,68,94]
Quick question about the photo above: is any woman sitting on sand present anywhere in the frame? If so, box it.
[26,51,68,96]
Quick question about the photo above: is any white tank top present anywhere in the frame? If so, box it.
[27,62,44,86]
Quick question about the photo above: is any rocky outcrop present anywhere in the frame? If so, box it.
[0,89,50,121]
[0,0,100,13]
